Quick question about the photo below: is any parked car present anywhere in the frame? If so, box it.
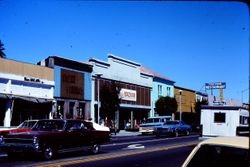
[0,120,38,136]
[139,116,172,135]
[182,136,249,167]
[154,120,192,137]
[0,119,110,160]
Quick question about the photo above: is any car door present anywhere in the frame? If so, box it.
[65,121,86,148]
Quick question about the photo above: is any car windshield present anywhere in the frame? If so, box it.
[146,118,160,123]
[145,117,171,123]
[32,120,65,131]
[17,120,37,128]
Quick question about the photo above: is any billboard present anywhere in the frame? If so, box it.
[205,82,226,90]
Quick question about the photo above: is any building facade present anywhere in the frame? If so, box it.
[196,91,208,102]
[38,56,93,120]
[0,58,54,127]
[141,66,175,117]
[174,86,196,122]
[89,54,152,129]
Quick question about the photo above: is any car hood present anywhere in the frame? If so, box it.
[140,123,164,127]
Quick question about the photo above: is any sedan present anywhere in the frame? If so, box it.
[154,120,192,137]
[182,136,249,167]
[0,120,38,136]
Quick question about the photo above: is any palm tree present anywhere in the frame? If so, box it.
[0,40,6,58]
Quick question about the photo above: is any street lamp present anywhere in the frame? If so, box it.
[179,90,182,121]
[96,73,103,124]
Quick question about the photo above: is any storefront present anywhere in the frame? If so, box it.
[38,56,93,120]
[89,54,152,129]
[0,58,54,127]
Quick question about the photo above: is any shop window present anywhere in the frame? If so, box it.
[240,116,249,125]
[214,113,226,123]
[166,87,171,96]
[158,85,162,97]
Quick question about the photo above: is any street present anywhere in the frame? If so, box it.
[0,134,199,167]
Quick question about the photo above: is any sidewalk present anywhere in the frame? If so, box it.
[111,130,140,137]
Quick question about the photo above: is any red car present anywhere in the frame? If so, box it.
[0,120,38,136]
[0,119,111,160]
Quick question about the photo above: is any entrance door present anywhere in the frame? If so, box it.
[210,111,230,136]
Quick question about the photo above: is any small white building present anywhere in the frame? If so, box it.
[200,105,249,138]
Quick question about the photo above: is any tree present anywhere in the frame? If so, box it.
[155,96,177,116]
[0,40,6,58]
[100,81,120,126]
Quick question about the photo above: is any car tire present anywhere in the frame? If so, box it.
[42,145,55,160]
[186,130,190,136]
[156,133,161,138]
[175,131,179,137]
[89,144,100,154]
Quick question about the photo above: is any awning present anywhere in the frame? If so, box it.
[0,93,54,103]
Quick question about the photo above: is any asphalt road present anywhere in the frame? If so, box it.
[62,145,194,167]
[0,134,199,167]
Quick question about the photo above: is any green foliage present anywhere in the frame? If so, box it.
[155,96,177,116]
[0,40,6,58]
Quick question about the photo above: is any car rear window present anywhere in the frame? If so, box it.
[187,144,250,167]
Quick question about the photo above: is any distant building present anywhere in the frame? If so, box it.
[207,95,241,106]
[38,56,93,120]
[89,54,152,129]
[174,86,196,114]
[174,86,196,123]
[196,91,208,102]
[0,58,54,127]
[140,66,175,117]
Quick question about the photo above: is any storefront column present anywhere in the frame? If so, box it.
[84,102,90,120]
[4,99,13,127]
[73,101,79,119]
[115,110,119,130]
[64,100,69,119]
[50,101,56,119]
[130,111,134,129]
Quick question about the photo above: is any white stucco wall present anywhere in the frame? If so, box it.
[0,73,54,99]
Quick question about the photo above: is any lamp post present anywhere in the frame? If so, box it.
[96,73,103,124]
[179,90,182,121]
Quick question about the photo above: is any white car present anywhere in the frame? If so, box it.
[139,116,172,135]
[182,136,249,167]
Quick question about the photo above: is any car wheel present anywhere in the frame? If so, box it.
[175,131,179,137]
[186,130,190,136]
[156,133,161,138]
[42,145,54,160]
[89,144,100,154]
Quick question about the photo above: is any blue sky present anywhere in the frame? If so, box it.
[0,1,249,103]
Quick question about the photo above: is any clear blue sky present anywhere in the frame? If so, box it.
[0,1,249,103]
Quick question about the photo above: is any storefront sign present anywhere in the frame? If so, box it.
[119,88,137,101]
[61,69,84,99]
